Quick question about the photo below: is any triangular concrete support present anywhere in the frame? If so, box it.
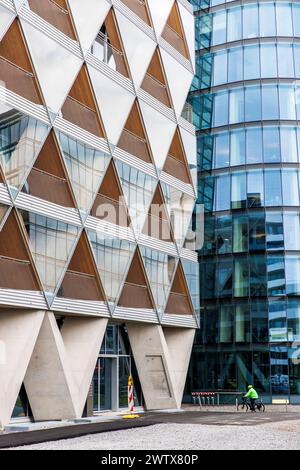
[24,312,107,421]
[0,310,45,429]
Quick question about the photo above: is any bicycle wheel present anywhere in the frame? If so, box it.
[257,403,265,412]
[238,403,249,412]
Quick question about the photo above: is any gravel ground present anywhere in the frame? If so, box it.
[10,420,300,450]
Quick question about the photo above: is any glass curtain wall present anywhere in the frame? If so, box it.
[187,0,300,403]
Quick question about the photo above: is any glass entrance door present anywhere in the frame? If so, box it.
[93,357,113,412]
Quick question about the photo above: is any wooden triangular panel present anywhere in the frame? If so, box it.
[120,0,152,26]
[23,131,76,208]
[90,161,130,227]
[141,48,172,108]
[117,100,153,163]
[162,3,190,59]
[165,262,194,316]
[0,20,42,104]
[104,9,130,78]
[58,231,106,301]
[118,249,154,309]
[142,184,174,242]
[28,0,76,39]
[0,210,40,290]
[61,65,105,137]
[163,129,193,184]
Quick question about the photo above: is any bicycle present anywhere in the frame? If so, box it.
[237,397,265,412]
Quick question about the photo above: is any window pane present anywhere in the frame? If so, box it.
[267,256,286,296]
[234,257,249,297]
[284,213,300,250]
[286,257,300,296]
[247,170,264,208]
[260,3,276,37]
[216,215,232,254]
[278,44,294,77]
[263,127,280,163]
[243,4,259,39]
[264,169,282,207]
[280,128,298,162]
[246,128,263,164]
[231,129,246,166]
[266,213,284,251]
[216,261,233,298]
[213,11,226,45]
[250,256,267,297]
[276,3,293,36]
[233,214,248,253]
[229,88,244,124]
[279,86,296,120]
[244,45,260,80]
[293,4,300,36]
[228,48,243,83]
[214,174,231,211]
[249,212,266,252]
[245,87,261,121]
[227,7,242,42]
[214,91,228,127]
[262,86,279,120]
[231,172,247,209]
[294,44,300,77]
[213,51,227,86]
[214,133,230,168]
[282,169,299,206]
[260,44,277,78]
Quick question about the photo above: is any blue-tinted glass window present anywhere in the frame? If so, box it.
[280,128,298,162]
[231,172,247,209]
[278,44,294,77]
[276,3,293,37]
[213,51,227,86]
[293,4,300,36]
[266,213,284,252]
[228,48,243,83]
[263,127,280,163]
[227,7,242,42]
[286,257,300,296]
[247,170,264,208]
[268,256,286,296]
[250,255,267,297]
[244,45,260,80]
[213,11,227,45]
[245,86,261,121]
[214,132,230,168]
[229,88,244,124]
[234,257,249,297]
[249,212,266,252]
[260,44,277,78]
[246,128,263,164]
[264,169,282,207]
[216,260,233,298]
[284,213,300,251]
[262,86,279,120]
[214,174,231,211]
[214,91,228,127]
[231,129,246,166]
[294,44,300,78]
[282,169,300,206]
[259,3,276,37]
[243,4,259,39]
[279,86,296,120]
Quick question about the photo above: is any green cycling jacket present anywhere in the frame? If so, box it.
[245,388,258,399]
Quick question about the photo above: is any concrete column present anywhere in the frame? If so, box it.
[0,310,45,429]
[24,312,107,421]
[127,323,195,410]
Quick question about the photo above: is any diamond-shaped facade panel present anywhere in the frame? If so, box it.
[0,0,198,423]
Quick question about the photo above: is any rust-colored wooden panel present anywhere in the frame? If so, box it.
[59,271,104,301]
[120,0,151,26]
[68,66,96,111]
[118,283,153,309]
[26,168,75,208]
[163,155,192,184]
[0,211,29,261]
[141,49,171,107]
[126,250,147,286]
[34,132,66,179]
[0,20,32,72]
[0,257,40,290]
[28,0,76,40]
[146,49,166,85]
[68,232,97,276]
[105,10,130,78]
[165,292,193,315]
[168,129,185,163]
[162,3,189,59]
[171,263,187,295]
[91,194,130,227]
[98,161,122,202]
[61,96,104,137]
[123,101,144,138]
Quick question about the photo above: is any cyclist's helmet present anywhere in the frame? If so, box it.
[248,385,253,389]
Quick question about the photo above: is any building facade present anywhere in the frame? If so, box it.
[187,0,300,403]
[0,0,198,428]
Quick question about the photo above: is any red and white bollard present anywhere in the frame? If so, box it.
[128,375,135,414]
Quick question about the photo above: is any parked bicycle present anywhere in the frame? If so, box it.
[238,396,265,412]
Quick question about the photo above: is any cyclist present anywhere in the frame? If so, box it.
[244,385,258,412]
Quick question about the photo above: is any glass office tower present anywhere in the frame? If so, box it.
[187,0,300,402]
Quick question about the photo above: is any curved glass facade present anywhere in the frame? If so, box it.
[187,0,300,402]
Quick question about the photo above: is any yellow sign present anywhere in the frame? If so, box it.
[128,375,133,387]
